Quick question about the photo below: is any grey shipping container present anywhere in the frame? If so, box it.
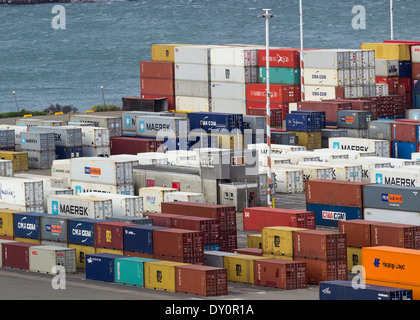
[69,115,122,137]
[27,150,56,169]
[345,128,369,139]
[368,121,393,140]
[0,129,15,149]
[40,215,73,243]
[243,115,266,132]
[29,246,77,274]
[0,159,14,177]
[135,115,190,139]
[321,129,347,148]
[337,110,372,129]
[363,184,420,212]
[203,250,238,268]
[21,131,55,151]
[29,126,83,148]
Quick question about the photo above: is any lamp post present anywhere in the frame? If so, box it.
[299,0,304,101]
[101,85,106,106]
[12,91,19,112]
[390,0,394,40]
[259,9,275,208]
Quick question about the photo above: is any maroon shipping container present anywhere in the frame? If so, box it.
[412,63,420,80]
[391,122,417,143]
[233,248,263,256]
[370,222,420,250]
[2,242,43,270]
[242,207,316,232]
[95,221,133,250]
[246,83,299,103]
[140,78,175,96]
[175,264,228,296]
[153,228,203,259]
[253,259,307,289]
[143,213,183,228]
[338,219,372,248]
[305,180,371,207]
[219,230,238,252]
[110,137,164,155]
[161,201,237,232]
[257,48,301,68]
[171,215,220,246]
[297,100,353,124]
[246,100,289,119]
[293,230,347,261]
[294,257,348,285]
[140,61,174,79]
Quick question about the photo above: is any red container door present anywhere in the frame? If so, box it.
[146,179,155,187]
[95,222,129,250]
[171,182,180,190]
[2,242,41,270]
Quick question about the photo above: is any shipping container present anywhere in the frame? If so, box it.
[223,254,266,284]
[67,244,96,269]
[69,115,122,138]
[0,209,24,239]
[0,151,28,172]
[368,120,393,140]
[203,250,238,268]
[337,110,371,129]
[140,77,175,96]
[71,180,134,196]
[370,167,420,187]
[375,59,399,77]
[114,256,157,286]
[81,146,109,158]
[40,215,73,243]
[95,221,132,250]
[306,203,363,227]
[329,137,390,157]
[285,113,322,132]
[20,131,55,151]
[29,126,82,148]
[303,68,349,87]
[258,67,300,85]
[261,226,307,258]
[303,161,362,182]
[0,239,17,266]
[123,224,167,255]
[361,43,410,60]
[135,115,189,139]
[13,212,49,240]
[338,219,372,248]
[187,112,243,134]
[140,61,174,79]
[271,167,304,194]
[364,208,420,226]
[26,150,56,169]
[29,245,76,274]
[175,96,210,113]
[139,187,179,213]
[2,241,43,270]
[0,129,16,149]
[78,192,142,217]
[246,83,298,103]
[67,218,105,247]
[144,260,188,292]
[210,46,260,67]
[174,79,210,98]
[257,48,301,68]
[85,253,126,282]
[294,257,348,284]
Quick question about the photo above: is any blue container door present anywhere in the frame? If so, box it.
[306,203,362,227]
[123,225,167,254]
[392,141,418,159]
[67,218,102,247]
[86,254,124,282]
[13,212,48,240]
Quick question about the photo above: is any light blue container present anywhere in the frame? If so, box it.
[114,257,157,286]
[258,67,300,85]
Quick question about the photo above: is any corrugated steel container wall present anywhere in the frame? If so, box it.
[306,203,363,227]
[258,67,300,85]
[363,184,420,212]
[71,180,134,196]
[261,226,307,258]
[291,131,322,149]
[122,225,167,254]
[364,208,420,226]
[151,44,193,62]
[293,230,347,261]
[40,215,72,243]
[175,96,210,113]
[175,264,228,296]
[319,280,413,300]
[391,122,419,143]
[0,151,28,172]
[140,61,174,79]
[203,250,238,268]
[68,244,96,269]
[68,115,122,138]
[143,213,180,228]
[0,239,17,266]
[0,209,23,238]
[223,254,266,284]
[141,78,174,96]
[20,131,55,151]
[297,100,352,126]
[285,113,322,132]
[413,63,420,80]
[27,150,56,169]
[337,110,371,129]
[175,63,209,81]
[211,65,258,84]
[247,234,262,249]
[95,221,132,250]
[13,212,49,240]
[2,242,43,270]
[370,222,420,250]
[368,121,393,140]
[152,228,203,259]
[375,59,399,77]
[338,219,372,248]
[144,260,188,292]
[392,141,419,159]
[29,246,76,274]
[55,146,82,160]
[295,257,348,284]
[110,137,163,155]
[171,215,220,246]
[29,126,82,148]
[134,116,190,139]
[361,43,410,60]
[114,256,157,286]
[253,258,307,289]
[246,83,299,103]
[257,48,301,68]
[85,253,126,282]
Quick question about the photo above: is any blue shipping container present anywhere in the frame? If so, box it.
[286,113,321,132]
[306,203,362,227]
[392,141,419,159]
[13,212,50,240]
[55,146,83,160]
[123,225,168,254]
[187,112,244,134]
[85,253,125,282]
[414,94,420,109]
[399,61,412,78]
[413,80,420,94]
[291,110,326,129]
[67,218,106,247]
[319,280,413,300]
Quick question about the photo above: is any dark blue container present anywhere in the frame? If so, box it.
[187,112,244,134]
[392,141,419,159]
[286,113,321,132]
[55,146,83,160]
[306,203,362,227]
[413,80,420,94]
[319,280,412,300]
[67,218,106,247]
[413,94,420,109]
[399,61,412,78]
[271,132,296,145]
[13,212,49,240]
[123,225,168,254]
[85,253,125,282]
[291,110,326,129]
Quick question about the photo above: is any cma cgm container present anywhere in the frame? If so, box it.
[319,280,412,300]
[69,114,122,137]
[85,253,126,282]
[187,112,244,134]
[67,218,105,247]
[253,259,307,289]
[0,177,44,209]
[306,203,363,227]
[13,212,50,241]
[29,246,77,274]
[242,207,315,232]
[2,242,43,270]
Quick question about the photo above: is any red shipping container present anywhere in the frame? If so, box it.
[338,219,372,248]
[110,137,164,155]
[293,230,347,261]
[140,61,174,79]
[95,221,133,250]
[246,100,289,118]
[258,48,301,68]
[246,107,283,127]
[294,257,347,285]
[391,122,417,142]
[305,180,371,207]
[153,228,203,259]
[140,94,175,111]
[143,213,182,228]
[399,78,412,92]
[253,259,307,289]
[246,83,299,103]
[233,248,262,256]
[175,264,228,296]
[171,215,220,245]
[376,76,400,94]
[219,230,238,252]
[2,242,43,270]
[412,63,420,80]
[297,100,353,124]
[242,207,316,232]
[140,78,175,96]
[370,222,420,250]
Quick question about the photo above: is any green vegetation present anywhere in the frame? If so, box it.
[91,104,121,112]
[43,103,78,115]
[0,109,46,118]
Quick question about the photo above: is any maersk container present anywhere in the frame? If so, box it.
[71,180,134,196]
[47,194,113,219]
[67,218,105,247]
[29,246,77,275]
[271,167,304,194]
[370,167,420,187]
[78,192,143,217]
[306,203,362,227]
[375,59,399,77]
[29,126,82,148]
[209,46,259,67]
[39,215,73,243]
[258,67,300,85]
[55,146,82,160]
[27,150,56,169]
[51,159,71,184]
[327,157,392,182]
[0,177,43,208]
[187,112,244,134]
[70,157,134,186]
[20,131,55,151]
[329,137,390,157]
[43,187,73,211]
[69,115,122,137]
[115,256,157,286]
[211,65,258,84]
[363,184,420,212]
[13,212,49,240]
[73,126,110,147]
[392,141,419,159]
[364,207,420,225]
[139,187,179,213]
[304,161,362,182]
[319,280,412,300]
[86,253,126,282]
[210,82,246,100]
[122,225,167,254]
[134,115,190,139]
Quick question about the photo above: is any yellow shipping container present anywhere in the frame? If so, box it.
[291,131,321,150]
[361,43,411,61]
[347,246,362,272]
[366,279,420,300]
[151,44,193,62]
[144,260,187,292]
[0,151,28,172]
[95,247,124,255]
[0,209,23,238]
[223,254,266,284]
[68,244,96,269]
[13,237,41,244]
[262,226,307,258]
[247,234,262,249]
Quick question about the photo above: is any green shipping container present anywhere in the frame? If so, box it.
[114,257,157,286]
[259,67,300,85]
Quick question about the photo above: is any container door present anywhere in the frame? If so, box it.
[248,192,255,207]
[147,179,155,187]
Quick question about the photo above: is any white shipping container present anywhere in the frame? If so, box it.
[376,84,389,96]
[43,186,73,212]
[302,49,356,69]
[0,177,43,208]
[82,146,111,158]
[14,173,68,189]
[70,157,134,186]
[362,156,420,169]
[303,68,349,87]
[272,151,322,165]
[279,164,333,184]
[138,187,179,213]
[51,159,71,184]
[211,65,258,83]
[304,161,362,182]
[29,246,77,274]
[175,80,210,98]
[0,160,13,177]
[47,194,113,219]
[174,45,215,64]
[211,98,246,114]
[209,47,260,67]
[313,148,377,160]
[175,96,210,113]
[327,157,392,182]
[412,45,420,63]
[163,191,206,203]
[136,152,168,165]
[78,126,110,147]
[303,85,340,101]
[15,118,66,127]
[175,63,210,81]
[68,115,122,137]
[0,124,28,146]
[328,137,390,157]
[370,167,420,187]
[412,152,420,160]
[210,82,246,100]
[364,207,420,226]
[271,167,304,194]
[362,50,376,68]
[71,180,134,196]
[78,192,143,217]
[407,109,420,121]
[375,59,399,77]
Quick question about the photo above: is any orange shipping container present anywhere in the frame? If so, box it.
[366,279,420,300]
[362,246,420,286]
